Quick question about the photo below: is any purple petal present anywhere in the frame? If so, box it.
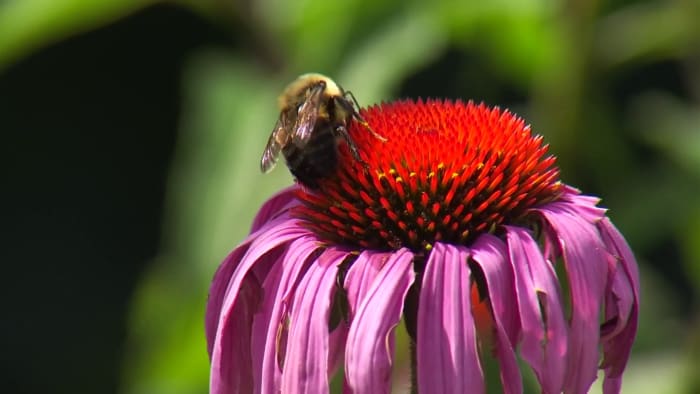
[251,236,320,393]
[250,186,300,232]
[208,218,309,394]
[330,250,389,381]
[556,188,608,224]
[598,218,640,390]
[319,249,354,377]
[206,216,302,353]
[470,235,523,394]
[206,240,252,357]
[331,251,392,382]
[505,226,567,394]
[471,235,519,344]
[327,324,349,380]
[416,243,484,394]
[251,258,284,391]
[281,248,347,393]
[603,376,622,394]
[600,256,634,341]
[345,249,415,394]
[344,250,389,316]
[209,275,261,394]
[537,201,608,394]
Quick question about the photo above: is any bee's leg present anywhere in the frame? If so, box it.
[336,125,365,165]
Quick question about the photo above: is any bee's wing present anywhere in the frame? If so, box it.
[260,117,288,173]
[292,83,325,145]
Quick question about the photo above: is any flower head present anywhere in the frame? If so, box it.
[206,100,640,393]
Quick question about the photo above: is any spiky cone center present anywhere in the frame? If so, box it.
[294,99,562,252]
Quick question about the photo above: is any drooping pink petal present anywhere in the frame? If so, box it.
[250,186,299,232]
[322,249,355,379]
[557,187,607,223]
[251,236,320,393]
[206,216,302,354]
[206,240,251,357]
[344,250,389,316]
[208,219,309,394]
[603,377,623,394]
[537,201,608,394]
[330,250,389,382]
[470,235,523,394]
[281,248,348,393]
[598,218,640,392]
[251,257,284,392]
[600,255,634,341]
[505,226,567,394]
[209,274,261,394]
[327,323,349,380]
[340,251,389,394]
[345,249,415,394]
[417,242,484,394]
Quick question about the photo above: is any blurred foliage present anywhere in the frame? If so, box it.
[2,0,699,393]
[0,0,152,69]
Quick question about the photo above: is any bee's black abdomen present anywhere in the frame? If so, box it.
[283,123,339,189]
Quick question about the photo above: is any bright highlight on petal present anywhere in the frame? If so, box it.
[206,99,640,394]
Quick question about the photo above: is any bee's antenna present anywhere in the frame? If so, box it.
[344,90,363,111]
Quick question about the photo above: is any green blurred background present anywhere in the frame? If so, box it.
[1,0,699,393]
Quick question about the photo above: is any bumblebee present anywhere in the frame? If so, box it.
[260,73,385,188]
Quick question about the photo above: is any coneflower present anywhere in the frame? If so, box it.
[206,99,640,394]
